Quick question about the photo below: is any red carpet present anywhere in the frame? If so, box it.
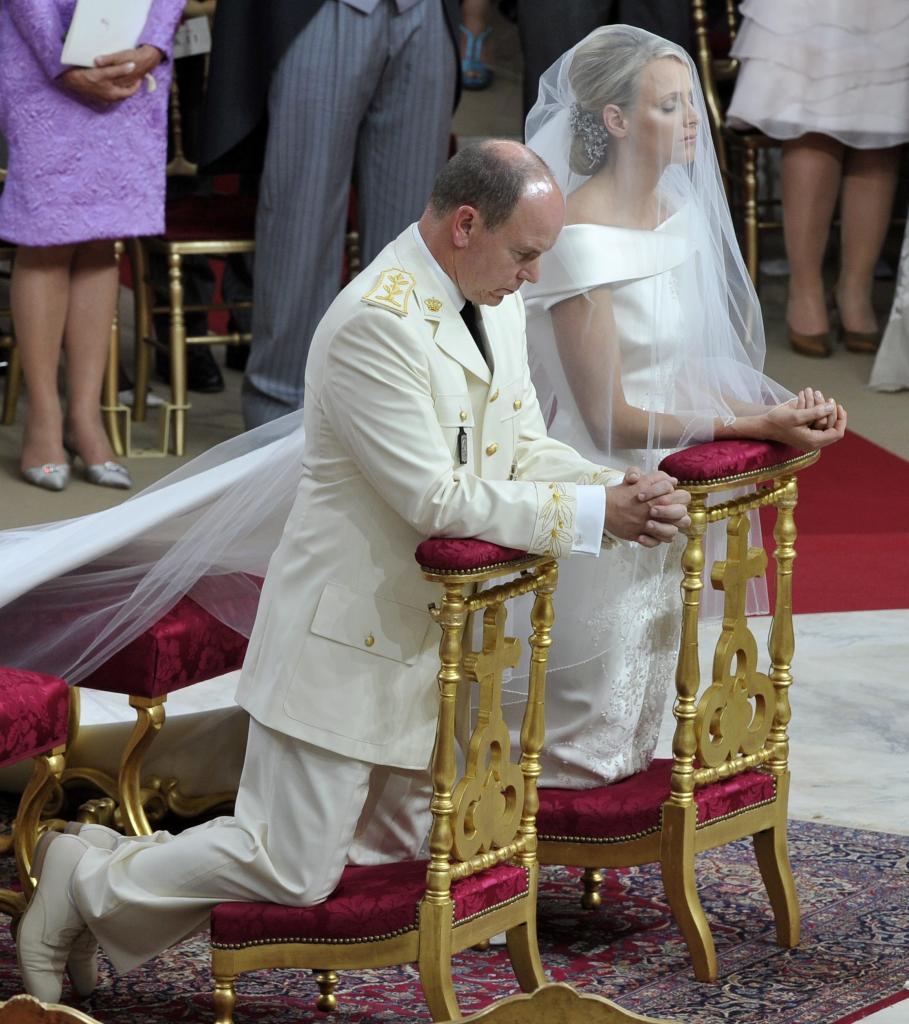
[759,432,909,614]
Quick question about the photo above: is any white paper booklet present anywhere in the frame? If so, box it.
[61,0,154,67]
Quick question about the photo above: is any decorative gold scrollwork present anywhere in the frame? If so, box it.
[696,514,775,767]
[451,603,525,860]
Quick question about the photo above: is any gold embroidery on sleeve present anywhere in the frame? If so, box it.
[530,482,576,558]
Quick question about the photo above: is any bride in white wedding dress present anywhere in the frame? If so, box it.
[518,26,846,788]
[0,28,846,783]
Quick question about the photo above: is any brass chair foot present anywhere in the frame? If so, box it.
[581,867,603,910]
[313,969,339,1012]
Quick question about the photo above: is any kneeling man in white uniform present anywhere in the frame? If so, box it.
[17,140,691,1000]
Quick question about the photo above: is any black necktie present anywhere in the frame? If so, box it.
[459,302,486,363]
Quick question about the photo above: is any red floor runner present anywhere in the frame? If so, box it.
[758,432,909,614]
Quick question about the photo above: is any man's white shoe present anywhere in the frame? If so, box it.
[62,822,122,997]
[16,833,90,1003]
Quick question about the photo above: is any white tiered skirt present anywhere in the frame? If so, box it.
[726,0,909,149]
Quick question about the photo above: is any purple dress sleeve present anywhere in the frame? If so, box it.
[5,0,68,80]
[137,0,186,61]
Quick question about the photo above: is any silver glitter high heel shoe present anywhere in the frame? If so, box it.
[63,438,133,490]
[83,460,133,489]
[21,463,71,492]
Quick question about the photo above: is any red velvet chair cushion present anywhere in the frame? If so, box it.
[0,667,69,768]
[80,596,248,700]
[163,195,257,243]
[415,538,529,572]
[210,860,529,949]
[659,440,804,483]
[537,758,776,842]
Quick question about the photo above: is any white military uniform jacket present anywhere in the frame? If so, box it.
[235,226,623,769]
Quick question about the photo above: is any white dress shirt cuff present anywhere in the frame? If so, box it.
[571,485,607,555]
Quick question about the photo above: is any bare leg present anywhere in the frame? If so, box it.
[781,134,844,336]
[62,240,120,466]
[461,0,490,37]
[11,245,75,472]
[836,145,902,333]
[460,0,491,84]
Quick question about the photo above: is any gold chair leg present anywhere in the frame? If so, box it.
[419,903,460,1023]
[14,746,67,894]
[168,250,187,456]
[505,919,546,993]
[0,888,25,919]
[753,780,800,949]
[742,145,760,289]
[2,343,21,425]
[130,238,151,423]
[212,972,237,1024]
[102,241,126,457]
[313,969,339,1012]
[660,803,717,983]
[581,867,603,910]
[119,695,167,836]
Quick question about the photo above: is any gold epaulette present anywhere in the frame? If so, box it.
[361,267,416,316]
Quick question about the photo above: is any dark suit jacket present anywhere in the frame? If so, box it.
[199,0,460,172]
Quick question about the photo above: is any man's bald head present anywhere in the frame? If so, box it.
[420,140,565,306]
[428,140,559,231]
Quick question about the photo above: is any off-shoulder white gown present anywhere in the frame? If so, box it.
[516,213,693,788]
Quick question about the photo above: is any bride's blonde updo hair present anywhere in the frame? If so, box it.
[568,25,686,175]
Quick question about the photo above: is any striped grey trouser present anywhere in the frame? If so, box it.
[243,0,456,428]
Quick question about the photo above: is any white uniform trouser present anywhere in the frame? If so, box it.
[69,719,431,973]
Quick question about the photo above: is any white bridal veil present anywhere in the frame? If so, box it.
[524,25,791,465]
[501,28,797,786]
[523,25,793,621]
[0,411,307,682]
[1,27,792,711]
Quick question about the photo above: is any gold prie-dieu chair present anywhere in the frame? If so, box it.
[209,541,559,1022]
[536,439,819,982]
[458,983,681,1024]
[0,994,104,1024]
[210,539,678,1023]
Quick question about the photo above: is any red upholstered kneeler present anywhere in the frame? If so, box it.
[538,438,820,983]
[67,595,249,836]
[212,861,529,948]
[0,666,70,916]
[537,759,776,844]
[80,594,248,701]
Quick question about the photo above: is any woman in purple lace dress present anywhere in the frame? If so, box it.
[0,0,184,491]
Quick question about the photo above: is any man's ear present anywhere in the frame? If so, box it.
[603,104,628,139]
[451,205,479,250]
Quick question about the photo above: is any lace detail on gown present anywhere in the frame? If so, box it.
[538,525,682,789]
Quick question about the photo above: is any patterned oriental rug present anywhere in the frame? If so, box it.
[0,814,907,1024]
